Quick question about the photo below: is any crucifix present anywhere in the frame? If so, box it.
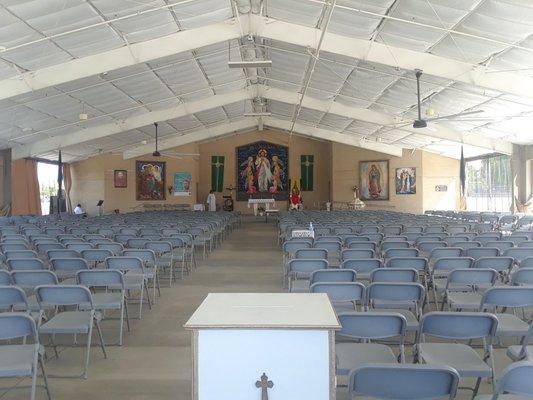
[255,372,274,400]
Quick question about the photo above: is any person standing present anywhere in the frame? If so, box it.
[206,190,217,212]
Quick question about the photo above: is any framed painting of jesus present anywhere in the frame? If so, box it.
[359,160,389,201]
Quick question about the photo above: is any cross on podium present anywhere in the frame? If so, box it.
[255,373,274,400]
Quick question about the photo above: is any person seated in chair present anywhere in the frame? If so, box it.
[289,187,303,211]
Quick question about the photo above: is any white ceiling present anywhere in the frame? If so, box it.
[0,0,531,162]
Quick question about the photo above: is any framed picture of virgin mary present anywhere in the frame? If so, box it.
[359,160,389,201]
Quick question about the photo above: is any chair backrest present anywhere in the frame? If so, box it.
[381,241,410,252]
[342,249,375,260]
[122,249,156,264]
[80,249,113,262]
[310,269,356,284]
[295,248,327,260]
[384,248,419,259]
[473,256,514,272]
[370,268,418,283]
[348,364,459,400]
[310,282,365,303]
[96,242,124,255]
[345,236,370,244]
[50,258,89,273]
[511,268,533,286]
[337,312,406,340]
[386,257,428,271]
[288,259,328,276]
[66,243,94,252]
[521,257,533,269]
[504,248,533,263]
[508,235,529,246]
[105,256,144,273]
[481,287,533,309]
[433,257,474,273]
[0,313,37,342]
[283,241,312,255]
[0,270,12,285]
[347,241,376,250]
[367,282,425,304]
[419,312,498,340]
[446,268,497,287]
[145,241,173,253]
[429,247,463,260]
[46,249,80,259]
[341,258,382,273]
[77,269,124,289]
[0,243,28,252]
[36,243,65,253]
[4,250,39,259]
[518,241,533,248]
[484,241,514,252]
[490,361,533,400]
[36,285,93,307]
[11,270,59,288]
[465,247,500,259]
[0,285,29,311]
[417,242,446,253]
[6,258,45,271]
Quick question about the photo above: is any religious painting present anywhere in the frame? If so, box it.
[359,160,389,201]
[236,141,289,201]
[395,167,416,195]
[114,170,127,188]
[136,161,166,201]
[173,172,192,196]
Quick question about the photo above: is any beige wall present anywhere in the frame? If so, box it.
[331,144,424,213]
[422,151,460,212]
[69,128,461,216]
[70,144,199,216]
[197,129,332,213]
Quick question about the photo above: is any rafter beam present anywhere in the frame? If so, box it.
[250,15,533,100]
[0,19,240,101]
[259,85,514,154]
[123,119,257,159]
[12,88,255,160]
[264,117,403,157]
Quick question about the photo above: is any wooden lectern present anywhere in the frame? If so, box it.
[184,293,340,400]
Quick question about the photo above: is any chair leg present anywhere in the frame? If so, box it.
[124,301,131,332]
[31,358,38,400]
[39,357,52,400]
[472,377,482,399]
[84,324,93,379]
[119,303,125,346]
[95,320,107,359]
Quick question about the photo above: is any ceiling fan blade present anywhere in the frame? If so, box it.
[425,110,484,122]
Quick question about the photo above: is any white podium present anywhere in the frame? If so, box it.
[184,293,340,400]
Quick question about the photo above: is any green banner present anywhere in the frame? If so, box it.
[300,155,314,191]
[211,156,225,192]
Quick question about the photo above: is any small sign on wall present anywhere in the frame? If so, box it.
[435,185,448,192]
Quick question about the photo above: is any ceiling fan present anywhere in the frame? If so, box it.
[387,69,485,130]
[151,122,200,159]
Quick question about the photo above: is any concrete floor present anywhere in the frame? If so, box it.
[0,218,513,399]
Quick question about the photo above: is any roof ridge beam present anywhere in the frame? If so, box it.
[250,14,533,100]
[0,19,242,101]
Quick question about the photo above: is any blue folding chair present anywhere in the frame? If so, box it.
[348,364,459,400]
[36,285,107,379]
[416,312,498,396]
[287,259,328,292]
[341,258,382,281]
[0,313,51,400]
[310,282,365,312]
[336,312,407,375]
[474,361,533,400]
[366,282,425,332]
